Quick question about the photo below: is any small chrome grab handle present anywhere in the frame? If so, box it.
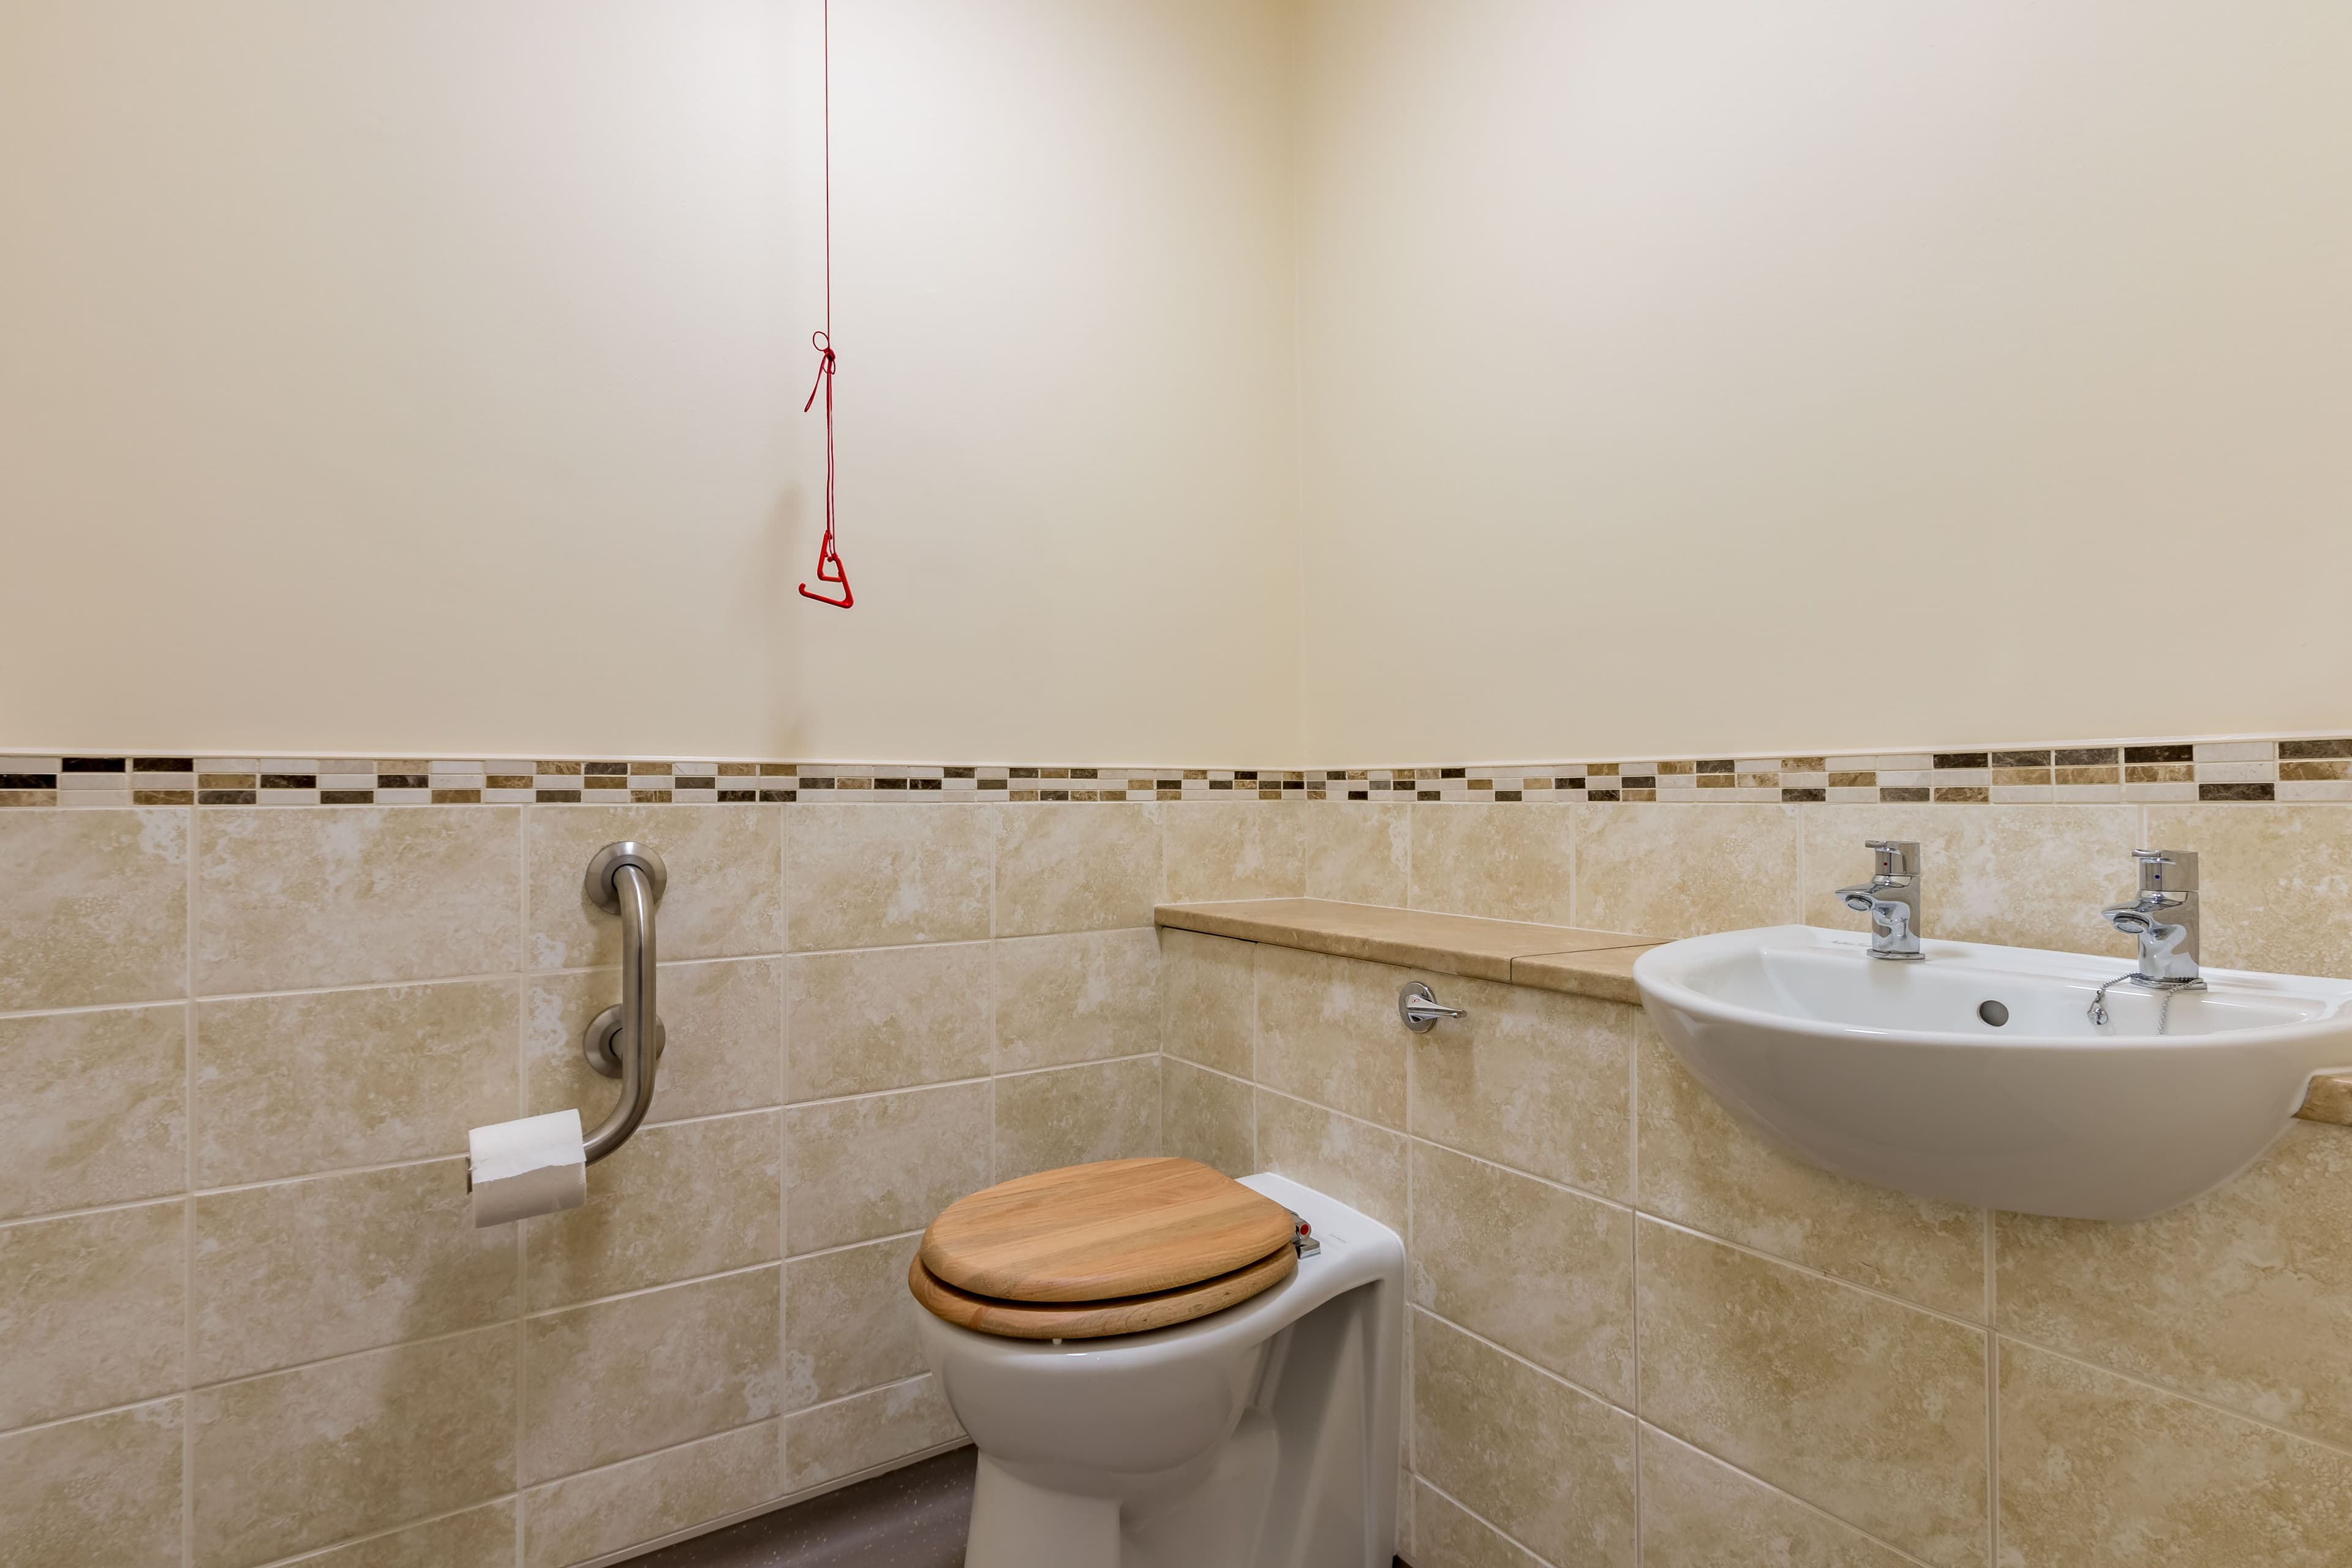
[1399,981,1466,1033]
[580,842,666,1166]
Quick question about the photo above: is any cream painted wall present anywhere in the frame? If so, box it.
[12,1,2352,768]
[1295,1,2352,764]
[0,0,1300,763]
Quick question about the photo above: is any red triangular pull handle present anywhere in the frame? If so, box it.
[797,330,853,609]
[798,531,853,608]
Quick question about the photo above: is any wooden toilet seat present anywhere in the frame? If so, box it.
[908,1158,1298,1340]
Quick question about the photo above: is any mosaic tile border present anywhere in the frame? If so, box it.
[3,737,2349,808]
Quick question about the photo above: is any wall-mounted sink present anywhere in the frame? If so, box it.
[1634,927,2352,1220]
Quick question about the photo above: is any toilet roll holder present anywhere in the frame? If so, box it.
[578,841,668,1166]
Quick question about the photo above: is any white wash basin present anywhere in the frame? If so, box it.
[1633,927,2352,1220]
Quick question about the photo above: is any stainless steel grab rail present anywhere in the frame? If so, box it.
[579,842,666,1165]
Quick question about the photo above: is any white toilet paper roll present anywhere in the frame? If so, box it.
[469,1108,587,1227]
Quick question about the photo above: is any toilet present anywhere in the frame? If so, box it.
[908,1158,1404,1568]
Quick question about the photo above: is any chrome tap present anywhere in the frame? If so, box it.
[2101,849,2204,989]
[1836,840,1924,960]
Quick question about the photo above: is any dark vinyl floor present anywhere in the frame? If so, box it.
[619,1443,1413,1568]
[623,1447,976,1568]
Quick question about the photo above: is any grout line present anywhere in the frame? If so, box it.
[521,1258,782,1325]
[1634,1423,1948,1568]
[1991,1329,2352,1459]
[774,802,792,1509]
[1984,1205,1999,1568]
[1632,1212,1991,1334]
[782,1226,924,1266]
[0,1392,187,1443]
[242,1491,524,1568]
[181,810,197,1568]
[513,816,529,1567]
[783,1368,935,1424]
[0,951,817,1025]
[1626,1005,1643,1567]
[1410,1471,1566,1566]
[1411,1304,1628,1419]
[1986,1333,2002,1567]
[519,1411,781,1504]
[987,1049,1159,1084]
[0,1265,791,1428]
[0,1107,788,1231]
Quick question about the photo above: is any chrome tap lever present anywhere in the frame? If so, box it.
[2101,848,2203,988]
[1836,840,1924,960]
[579,842,668,1165]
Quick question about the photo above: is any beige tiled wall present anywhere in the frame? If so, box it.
[10,793,2352,1567]
[1164,799,2352,1568]
[0,799,1212,1568]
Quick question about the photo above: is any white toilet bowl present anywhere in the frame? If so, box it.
[913,1172,1404,1568]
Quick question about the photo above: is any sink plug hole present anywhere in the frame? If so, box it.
[1978,1000,2010,1028]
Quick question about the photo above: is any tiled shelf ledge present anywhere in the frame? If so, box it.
[1153,897,1662,1005]
[1153,897,2352,1123]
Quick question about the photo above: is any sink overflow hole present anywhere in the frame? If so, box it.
[1978,1000,2010,1027]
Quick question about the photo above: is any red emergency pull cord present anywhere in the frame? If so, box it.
[797,330,851,608]
[797,0,853,609]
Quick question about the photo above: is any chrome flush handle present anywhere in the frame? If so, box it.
[1399,981,1466,1033]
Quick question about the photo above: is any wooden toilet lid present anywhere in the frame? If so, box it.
[907,1245,1295,1340]
[918,1158,1297,1303]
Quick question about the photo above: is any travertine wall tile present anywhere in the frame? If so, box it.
[195,807,521,992]
[526,1112,780,1311]
[1999,1340,2352,1568]
[1412,1310,1636,1568]
[1411,1476,1544,1567]
[2143,804,2352,978]
[993,929,1160,1073]
[1255,946,1409,1129]
[1409,803,1577,927]
[1997,1120,2352,1447]
[1571,804,1798,938]
[1638,1030,1986,1319]
[787,804,992,951]
[1635,1219,1987,1568]
[522,1267,779,1484]
[522,1420,779,1568]
[995,802,1162,935]
[783,1234,925,1411]
[0,1400,184,1568]
[993,1055,1160,1183]
[783,1082,992,1256]
[526,805,783,970]
[194,1158,514,1383]
[1410,1142,1632,1405]
[1800,804,2142,958]
[1,1003,187,1221]
[1256,1088,1408,1234]
[1306,802,1410,907]
[1159,927,1255,1077]
[304,1502,518,1568]
[1163,801,1306,902]
[0,1201,184,1430]
[1638,1425,1913,1568]
[0,808,186,1011]
[529,957,782,1126]
[1411,979,1633,1202]
[787,943,991,1101]
[1162,1056,1254,1178]
[197,979,518,1185]
[192,1325,515,1568]
[780,1374,963,1495]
